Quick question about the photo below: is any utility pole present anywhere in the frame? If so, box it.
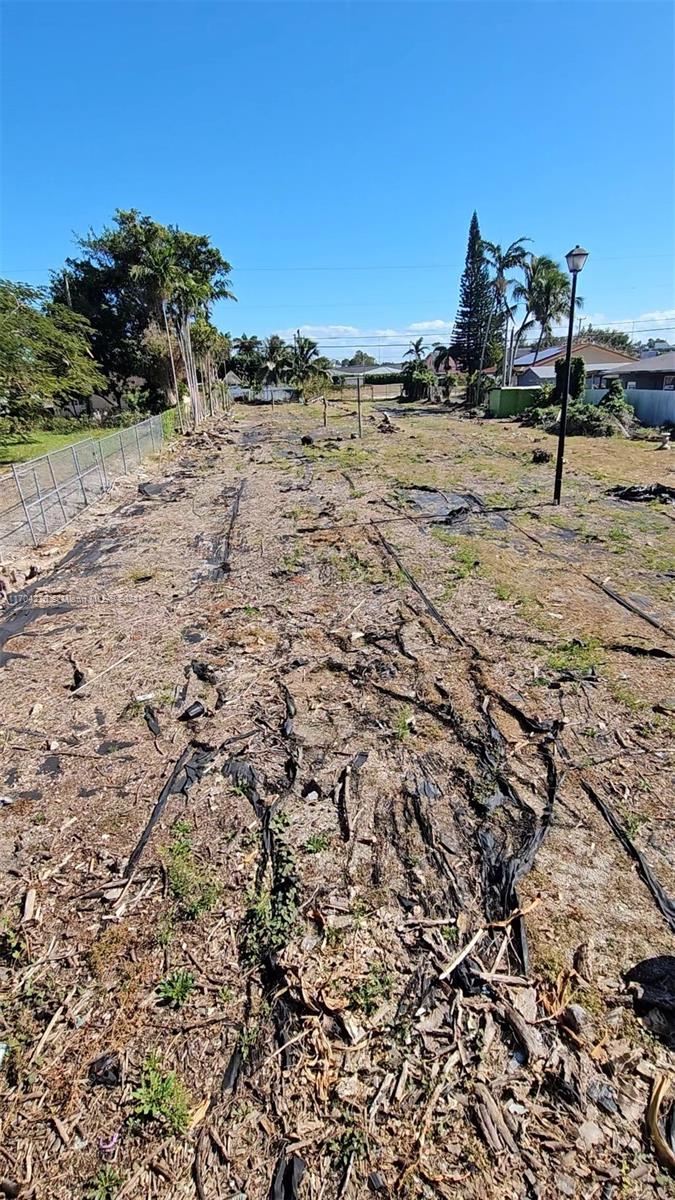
[64,270,72,308]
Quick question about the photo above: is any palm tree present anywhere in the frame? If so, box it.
[291,332,321,381]
[404,337,427,362]
[130,236,184,428]
[262,335,292,384]
[516,258,581,367]
[477,237,531,384]
[232,333,263,385]
[509,255,558,367]
[432,344,455,373]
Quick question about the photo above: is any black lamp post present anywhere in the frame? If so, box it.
[553,245,589,504]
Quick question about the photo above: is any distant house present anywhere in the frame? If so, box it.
[514,339,637,385]
[639,340,675,359]
[423,350,457,375]
[590,351,675,392]
[331,364,402,382]
[224,369,242,386]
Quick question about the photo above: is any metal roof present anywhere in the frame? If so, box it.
[606,351,675,374]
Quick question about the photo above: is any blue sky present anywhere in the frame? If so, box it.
[2,0,674,359]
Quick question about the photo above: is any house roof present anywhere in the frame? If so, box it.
[606,351,675,374]
[524,361,631,380]
[513,342,565,366]
[514,339,636,368]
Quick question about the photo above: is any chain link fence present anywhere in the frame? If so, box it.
[0,414,164,550]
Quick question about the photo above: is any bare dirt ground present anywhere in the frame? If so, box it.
[0,399,674,1200]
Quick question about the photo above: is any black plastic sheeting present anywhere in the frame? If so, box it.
[270,1153,306,1200]
[609,483,675,503]
[581,780,675,934]
[125,741,217,876]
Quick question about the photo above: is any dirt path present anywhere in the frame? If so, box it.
[1,404,674,1200]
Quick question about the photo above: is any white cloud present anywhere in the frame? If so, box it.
[268,305,675,363]
[408,319,453,332]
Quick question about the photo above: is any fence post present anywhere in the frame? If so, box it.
[357,377,363,438]
[119,430,128,474]
[71,444,88,506]
[33,467,47,537]
[97,438,109,491]
[12,464,38,548]
[46,453,69,525]
[134,420,142,462]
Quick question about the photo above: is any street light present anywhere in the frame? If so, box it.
[553,245,589,504]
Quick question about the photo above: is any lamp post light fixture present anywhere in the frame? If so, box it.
[553,245,589,504]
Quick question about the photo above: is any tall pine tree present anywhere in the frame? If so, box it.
[451,212,495,374]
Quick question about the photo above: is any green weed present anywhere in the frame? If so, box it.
[349,963,393,1015]
[84,1166,124,1200]
[0,916,26,965]
[547,637,604,673]
[165,821,219,920]
[304,833,329,854]
[328,1125,367,1168]
[132,1053,191,1135]
[394,705,413,741]
[156,969,195,1009]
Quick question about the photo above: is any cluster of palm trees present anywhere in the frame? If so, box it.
[477,240,582,386]
[229,331,331,393]
[131,235,234,431]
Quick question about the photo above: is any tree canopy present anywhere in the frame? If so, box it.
[0,280,105,427]
[578,324,638,356]
[51,209,235,408]
[341,350,376,368]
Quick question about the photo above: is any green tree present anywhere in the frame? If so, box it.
[0,280,105,429]
[401,359,435,402]
[51,210,234,413]
[341,350,376,368]
[478,236,530,382]
[404,337,427,362]
[232,334,263,384]
[578,325,638,356]
[524,259,580,366]
[554,355,586,402]
[451,212,494,374]
[291,332,322,382]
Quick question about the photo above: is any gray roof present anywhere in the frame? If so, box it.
[605,351,675,374]
[523,361,629,380]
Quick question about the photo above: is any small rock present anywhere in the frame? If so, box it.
[577,1120,604,1149]
[587,1079,618,1114]
[368,1172,386,1193]
[562,1002,596,1040]
[555,1174,576,1197]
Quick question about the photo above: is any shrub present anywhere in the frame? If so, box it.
[599,378,634,421]
[563,400,623,437]
[554,356,586,401]
[401,361,435,402]
[39,414,93,433]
